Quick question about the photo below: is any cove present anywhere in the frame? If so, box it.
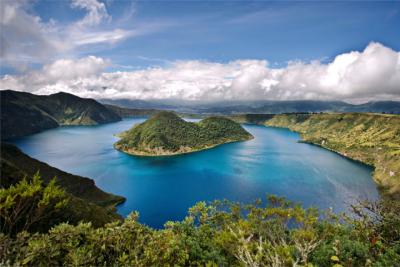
[10,118,379,228]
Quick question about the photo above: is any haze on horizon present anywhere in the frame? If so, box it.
[1,0,399,103]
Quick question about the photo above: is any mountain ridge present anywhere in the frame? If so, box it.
[98,98,400,114]
[1,90,122,140]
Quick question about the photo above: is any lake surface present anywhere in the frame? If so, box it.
[11,118,379,228]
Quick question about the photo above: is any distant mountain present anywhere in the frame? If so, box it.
[114,111,253,156]
[1,143,125,227]
[99,98,177,110]
[194,100,351,114]
[98,99,400,114]
[193,100,400,114]
[348,101,400,114]
[1,90,121,139]
[104,104,159,117]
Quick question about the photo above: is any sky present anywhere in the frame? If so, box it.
[0,0,399,102]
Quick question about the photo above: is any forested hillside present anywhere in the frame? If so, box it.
[115,111,253,156]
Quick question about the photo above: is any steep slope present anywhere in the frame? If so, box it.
[258,113,400,199]
[1,143,125,226]
[1,90,121,139]
[115,111,253,156]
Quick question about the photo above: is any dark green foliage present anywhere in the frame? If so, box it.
[115,111,253,155]
[0,90,121,139]
[0,144,125,228]
[0,143,125,207]
[0,173,68,235]
[2,190,399,266]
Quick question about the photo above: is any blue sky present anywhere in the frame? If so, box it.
[26,0,400,69]
[1,0,399,102]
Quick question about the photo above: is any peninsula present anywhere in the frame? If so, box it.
[114,111,253,156]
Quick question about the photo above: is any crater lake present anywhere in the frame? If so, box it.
[10,118,379,228]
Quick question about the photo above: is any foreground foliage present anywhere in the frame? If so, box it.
[1,144,125,228]
[0,173,68,236]
[1,176,400,266]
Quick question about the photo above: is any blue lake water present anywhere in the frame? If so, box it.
[11,118,379,228]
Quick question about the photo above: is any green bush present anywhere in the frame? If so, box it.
[0,172,68,236]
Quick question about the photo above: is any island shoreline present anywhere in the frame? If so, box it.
[114,135,254,157]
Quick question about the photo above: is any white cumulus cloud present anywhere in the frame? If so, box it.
[1,42,399,102]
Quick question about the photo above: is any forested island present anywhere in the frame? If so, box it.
[114,111,253,156]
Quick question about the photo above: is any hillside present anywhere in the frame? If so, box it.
[104,104,159,117]
[1,143,125,227]
[0,90,121,139]
[231,113,400,199]
[114,111,253,156]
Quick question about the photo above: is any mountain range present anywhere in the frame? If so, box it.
[99,98,400,114]
[2,90,400,140]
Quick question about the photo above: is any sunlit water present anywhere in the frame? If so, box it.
[10,118,379,228]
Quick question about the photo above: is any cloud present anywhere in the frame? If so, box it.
[0,0,136,70]
[0,0,65,70]
[0,56,110,92]
[71,0,110,27]
[1,42,399,102]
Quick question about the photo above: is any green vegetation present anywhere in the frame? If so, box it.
[229,114,275,124]
[1,143,125,227]
[2,179,400,266]
[0,173,68,235]
[115,111,253,156]
[1,90,121,139]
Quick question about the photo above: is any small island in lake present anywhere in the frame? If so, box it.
[114,111,253,156]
